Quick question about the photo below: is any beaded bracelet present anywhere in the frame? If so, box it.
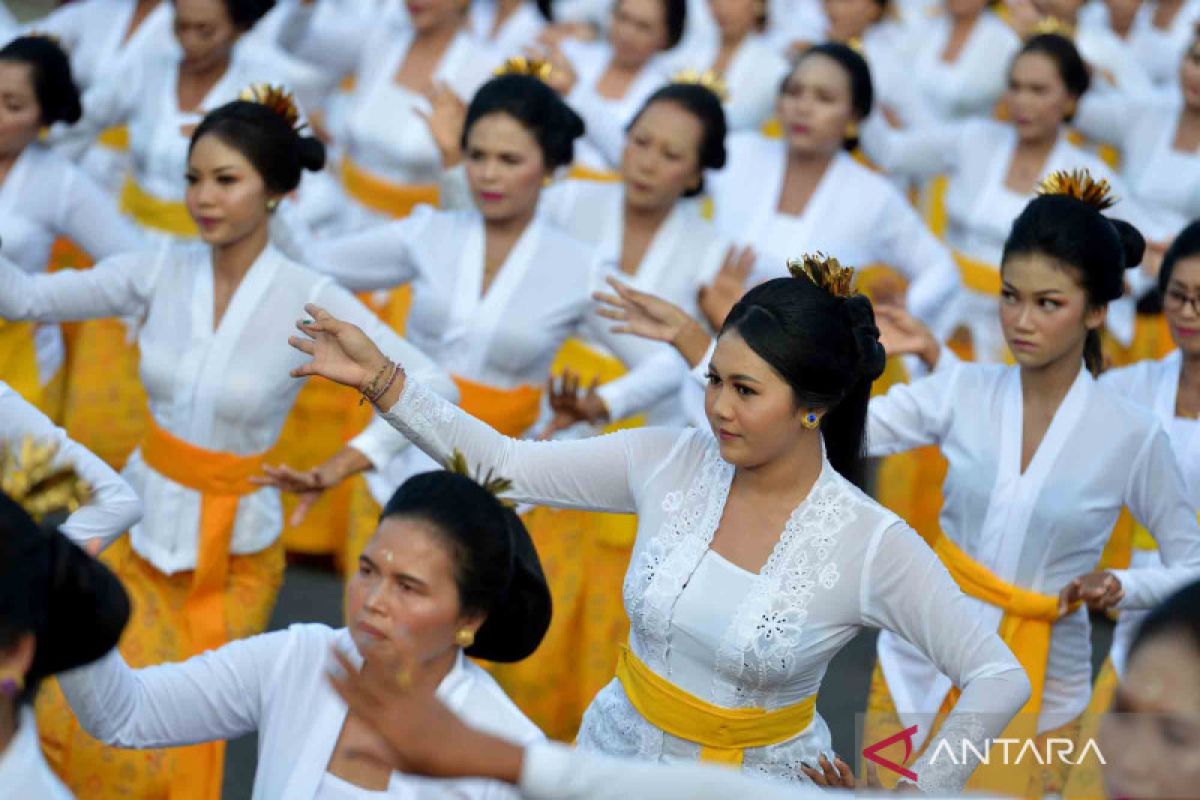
[360,361,402,406]
[358,360,392,406]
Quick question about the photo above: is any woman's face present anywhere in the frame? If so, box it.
[776,54,856,157]
[1102,633,1200,800]
[345,517,482,666]
[0,62,43,159]
[1180,39,1200,110]
[1006,52,1075,143]
[609,0,670,68]
[404,0,467,35]
[999,253,1104,369]
[823,0,884,43]
[185,134,275,247]
[1104,0,1141,31]
[708,0,759,42]
[465,112,548,226]
[705,331,812,469]
[173,0,240,72]
[621,100,704,212]
[1163,255,1200,358]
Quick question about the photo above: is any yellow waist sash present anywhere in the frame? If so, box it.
[615,645,817,766]
[566,163,621,183]
[452,375,542,438]
[341,158,439,219]
[953,250,1001,296]
[97,125,130,151]
[119,176,197,237]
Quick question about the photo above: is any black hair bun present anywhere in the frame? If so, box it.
[1108,217,1146,272]
[298,134,326,173]
[844,294,887,382]
[0,36,82,126]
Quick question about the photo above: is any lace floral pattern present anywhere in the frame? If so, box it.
[910,712,993,794]
[383,378,456,448]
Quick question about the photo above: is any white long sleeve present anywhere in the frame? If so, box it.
[304,210,429,291]
[864,364,960,457]
[0,249,160,322]
[861,522,1031,793]
[518,741,820,800]
[860,117,966,181]
[0,382,142,548]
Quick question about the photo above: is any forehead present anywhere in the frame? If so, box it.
[711,330,785,383]
[631,101,702,143]
[466,111,539,150]
[1124,635,1200,712]
[365,516,457,576]
[1010,51,1060,81]
[188,133,255,170]
[0,62,34,95]
[785,54,851,93]
[175,0,230,24]
[1001,252,1084,292]
[617,0,666,23]
[1169,255,1200,286]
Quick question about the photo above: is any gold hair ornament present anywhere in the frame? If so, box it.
[787,253,857,298]
[0,436,90,522]
[671,69,729,102]
[443,450,515,508]
[494,56,554,82]
[238,84,304,132]
[1027,16,1076,40]
[1036,168,1116,211]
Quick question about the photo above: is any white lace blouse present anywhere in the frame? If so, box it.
[377,378,1030,793]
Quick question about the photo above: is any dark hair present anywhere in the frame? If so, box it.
[175,0,275,30]
[379,470,551,663]
[718,276,887,487]
[1130,578,1200,661]
[614,0,687,50]
[1158,219,1200,296]
[1001,194,1144,375]
[627,82,728,197]
[1015,34,1091,117]
[0,36,81,125]
[785,43,874,150]
[462,74,585,172]
[0,492,130,705]
[189,99,325,194]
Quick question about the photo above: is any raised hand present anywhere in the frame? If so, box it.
[698,245,754,330]
[526,42,577,96]
[541,368,607,439]
[288,303,392,392]
[416,82,467,167]
[593,277,713,368]
[874,304,940,368]
[252,464,328,526]
[1059,571,1124,616]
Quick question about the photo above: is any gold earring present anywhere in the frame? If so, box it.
[0,670,24,697]
[801,412,820,430]
[844,121,859,140]
[455,628,475,648]
[266,198,280,212]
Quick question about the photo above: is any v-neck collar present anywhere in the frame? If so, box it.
[1002,363,1093,481]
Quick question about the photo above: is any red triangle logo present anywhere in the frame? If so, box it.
[862,724,919,783]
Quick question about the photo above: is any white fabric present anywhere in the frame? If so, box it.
[662,34,790,131]
[303,207,666,493]
[468,0,546,58]
[709,136,961,334]
[0,243,456,574]
[377,377,1030,793]
[1073,25,1156,100]
[0,144,144,383]
[861,117,1145,357]
[0,380,142,548]
[538,181,726,424]
[0,708,73,800]
[1074,97,1200,241]
[519,740,824,800]
[561,40,673,170]
[1082,0,1200,90]
[58,624,540,799]
[866,361,1200,737]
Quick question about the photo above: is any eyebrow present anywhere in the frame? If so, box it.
[709,366,762,384]
[1001,283,1068,296]
[360,554,429,588]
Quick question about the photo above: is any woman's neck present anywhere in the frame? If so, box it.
[1013,132,1058,166]
[0,699,16,758]
[211,224,269,285]
[733,432,825,508]
[415,17,463,49]
[492,0,522,31]
[1019,349,1083,411]
[179,53,230,81]
[623,197,673,236]
[786,147,836,177]
[483,206,535,243]
[1180,349,1200,394]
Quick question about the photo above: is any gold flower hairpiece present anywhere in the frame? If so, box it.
[671,69,729,102]
[1,436,90,522]
[239,84,303,132]
[1036,168,1116,211]
[1028,16,1076,40]
[494,57,554,82]
[787,253,857,298]
[444,450,515,508]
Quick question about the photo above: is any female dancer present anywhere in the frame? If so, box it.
[0,91,456,797]
[286,259,1031,791]
[58,468,551,799]
[862,33,1137,362]
[0,37,144,418]
[0,488,131,798]
[708,43,961,336]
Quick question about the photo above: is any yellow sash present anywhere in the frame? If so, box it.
[119,177,198,237]
[953,250,1001,296]
[97,125,130,151]
[452,375,542,438]
[341,158,439,218]
[566,163,621,183]
[140,419,275,800]
[0,320,45,408]
[615,645,817,766]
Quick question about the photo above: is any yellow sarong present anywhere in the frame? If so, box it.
[616,645,817,766]
[566,163,621,183]
[341,158,439,218]
[120,177,198,237]
[954,250,1001,296]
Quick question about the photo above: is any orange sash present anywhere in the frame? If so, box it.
[566,163,621,183]
[341,158,439,218]
[139,419,273,800]
[452,375,542,438]
[954,250,1001,296]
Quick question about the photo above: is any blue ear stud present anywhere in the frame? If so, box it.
[803,412,820,429]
